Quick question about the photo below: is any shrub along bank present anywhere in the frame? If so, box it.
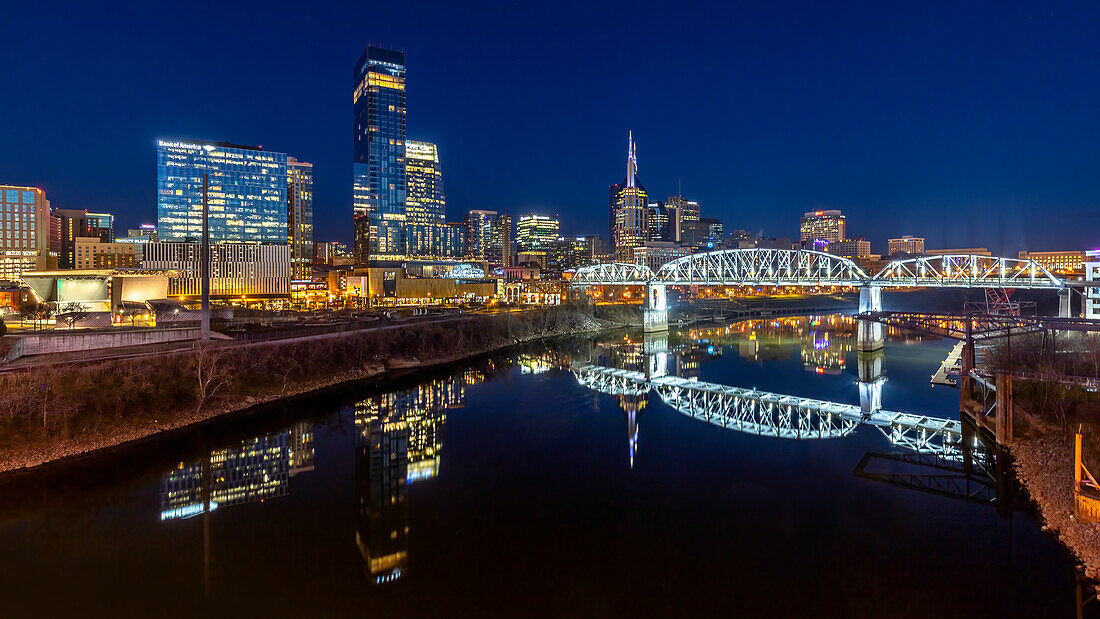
[0,305,606,473]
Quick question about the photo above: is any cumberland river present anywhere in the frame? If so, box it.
[0,314,1094,617]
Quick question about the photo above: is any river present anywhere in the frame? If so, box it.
[0,313,1094,617]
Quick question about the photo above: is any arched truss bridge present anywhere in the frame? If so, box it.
[570,249,1063,289]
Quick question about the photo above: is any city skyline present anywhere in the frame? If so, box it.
[3,3,1100,255]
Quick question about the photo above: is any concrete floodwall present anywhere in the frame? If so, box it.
[3,328,203,363]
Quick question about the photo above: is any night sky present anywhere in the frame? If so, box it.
[3,1,1099,254]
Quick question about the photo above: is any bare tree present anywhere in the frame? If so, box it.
[55,302,88,329]
[192,343,233,414]
[20,299,53,331]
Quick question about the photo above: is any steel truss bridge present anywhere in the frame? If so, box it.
[570,249,1064,290]
[573,365,964,455]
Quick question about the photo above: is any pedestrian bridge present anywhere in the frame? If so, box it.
[570,249,1064,289]
[573,364,964,455]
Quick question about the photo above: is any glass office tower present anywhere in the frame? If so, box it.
[353,45,407,264]
[404,140,456,257]
[287,157,315,279]
[156,139,288,244]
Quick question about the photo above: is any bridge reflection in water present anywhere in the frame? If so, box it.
[573,322,1011,512]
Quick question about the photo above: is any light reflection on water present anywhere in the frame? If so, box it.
[0,313,1095,617]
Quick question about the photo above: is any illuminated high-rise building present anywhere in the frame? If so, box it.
[464,209,511,266]
[515,214,559,253]
[667,195,699,242]
[609,132,649,261]
[353,45,407,265]
[0,185,50,279]
[799,210,846,247]
[156,139,288,244]
[646,201,671,242]
[404,140,460,257]
[286,157,314,279]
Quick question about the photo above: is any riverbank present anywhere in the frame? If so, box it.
[0,306,610,474]
[1012,430,1100,589]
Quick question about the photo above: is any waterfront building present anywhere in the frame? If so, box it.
[142,242,291,300]
[0,185,51,280]
[353,45,407,265]
[887,235,925,256]
[74,237,138,269]
[646,202,672,242]
[286,157,315,279]
[829,238,871,258]
[799,210,846,247]
[1018,250,1085,276]
[1085,250,1100,319]
[156,139,288,244]
[925,247,991,256]
[515,214,559,252]
[548,235,605,271]
[609,132,649,261]
[667,195,699,243]
[464,210,511,265]
[633,241,692,272]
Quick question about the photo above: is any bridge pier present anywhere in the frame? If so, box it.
[643,331,668,379]
[643,284,668,333]
[857,286,884,352]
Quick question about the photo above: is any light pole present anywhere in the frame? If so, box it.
[201,173,211,340]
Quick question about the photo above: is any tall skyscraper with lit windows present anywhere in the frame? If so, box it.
[799,210,846,248]
[0,185,50,280]
[353,45,407,265]
[609,132,649,261]
[515,214,559,252]
[404,140,460,257]
[286,157,314,279]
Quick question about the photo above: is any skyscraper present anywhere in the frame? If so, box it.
[799,210,846,248]
[287,157,314,279]
[646,201,671,242]
[515,214,559,252]
[156,139,288,244]
[353,45,407,265]
[404,140,458,257]
[667,195,699,242]
[609,132,649,261]
[464,210,511,265]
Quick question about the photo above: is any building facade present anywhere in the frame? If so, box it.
[75,237,138,269]
[0,185,50,281]
[515,214,559,252]
[404,140,459,258]
[667,195,699,243]
[799,210,846,246]
[887,235,925,256]
[464,210,511,266]
[609,133,649,261]
[646,202,672,242]
[156,139,288,244]
[633,242,692,272]
[353,45,407,264]
[142,242,291,299]
[1018,250,1085,276]
[829,238,871,258]
[548,235,606,271]
[287,157,314,279]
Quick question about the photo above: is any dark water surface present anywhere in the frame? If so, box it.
[0,314,1095,618]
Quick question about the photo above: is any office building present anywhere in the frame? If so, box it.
[646,202,672,242]
[404,140,460,258]
[126,224,158,242]
[609,132,649,261]
[0,185,51,280]
[799,210,846,246]
[353,45,407,264]
[156,139,288,244]
[86,213,114,242]
[54,208,95,269]
[829,238,871,258]
[142,242,291,300]
[74,237,138,269]
[548,235,606,271]
[287,157,315,279]
[667,195,699,242]
[633,242,692,272]
[1086,250,1100,319]
[887,235,924,256]
[925,247,991,257]
[683,217,724,248]
[515,214,559,252]
[464,210,511,265]
[1018,250,1086,276]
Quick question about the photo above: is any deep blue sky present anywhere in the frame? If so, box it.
[3,1,1099,254]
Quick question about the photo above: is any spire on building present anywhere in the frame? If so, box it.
[626,131,638,188]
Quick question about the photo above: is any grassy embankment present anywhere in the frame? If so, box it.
[0,305,619,474]
[983,333,1100,586]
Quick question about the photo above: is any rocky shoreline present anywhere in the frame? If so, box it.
[0,309,610,476]
[1012,433,1100,591]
